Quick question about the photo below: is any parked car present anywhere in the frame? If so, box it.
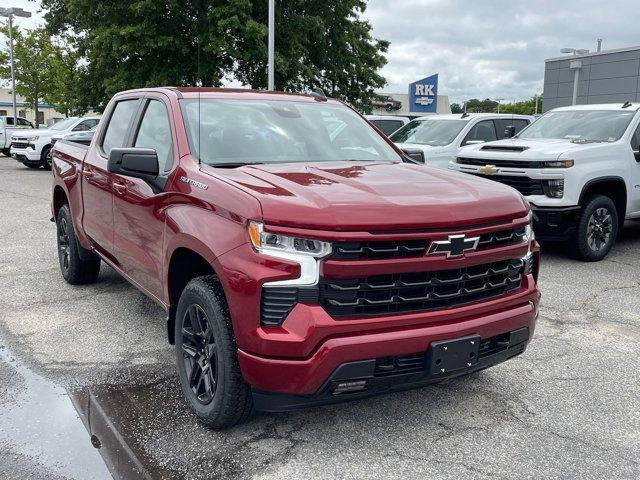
[364,115,410,137]
[51,125,97,148]
[390,113,534,169]
[449,103,640,261]
[10,116,100,170]
[52,87,540,428]
[0,115,34,156]
[372,95,402,111]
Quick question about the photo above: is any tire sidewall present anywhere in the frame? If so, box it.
[175,280,232,422]
[41,146,52,170]
[575,195,618,261]
[57,205,79,280]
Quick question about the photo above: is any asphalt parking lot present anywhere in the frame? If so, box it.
[0,156,639,480]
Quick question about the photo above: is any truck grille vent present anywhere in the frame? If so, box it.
[260,288,298,326]
[331,240,428,260]
[470,174,544,196]
[374,354,426,376]
[319,258,524,317]
[479,145,529,152]
[11,142,31,149]
[458,157,544,169]
[478,227,526,249]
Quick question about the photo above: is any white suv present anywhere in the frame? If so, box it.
[390,113,533,168]
[10,116,100,170]
[449,103,640,261]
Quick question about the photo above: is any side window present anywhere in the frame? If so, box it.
[372,119,404,136]
[463,120,497,145]
[631,123,640,151]
[5,117,14,126]
[134,100,173,172]
[17,118,32,127]
[102,100,139,155]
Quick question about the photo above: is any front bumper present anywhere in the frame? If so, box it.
[238,273,539,398]
[531,205,580,241]
[252,325,531,412]
[10,147,40,163]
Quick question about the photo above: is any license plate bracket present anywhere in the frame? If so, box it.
[427,334,481,375]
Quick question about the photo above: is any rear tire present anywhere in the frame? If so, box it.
[175,276,254,429]
[56,204,101,284]
[571,195,618,262]
[41,146,52,170]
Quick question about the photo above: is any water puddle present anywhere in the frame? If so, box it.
[0,344,112,479]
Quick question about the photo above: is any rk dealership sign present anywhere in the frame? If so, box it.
[409,74,438,113]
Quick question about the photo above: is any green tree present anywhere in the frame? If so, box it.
[496,96,542,115]
[0,25,56,126]
[450,102,463,114]
[42,0,389,112]
[42,43,84,116]
[464,98,499,113]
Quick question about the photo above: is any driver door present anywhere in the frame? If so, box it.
[630,121,640,214]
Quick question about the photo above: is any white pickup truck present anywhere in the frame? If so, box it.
[449,103,640,261]
[0,115,34,156]
[391,113,533,168]
[10,116,100,170]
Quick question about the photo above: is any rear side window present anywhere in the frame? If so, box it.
[102,100,139,155]
[463,120,497,145]
[631,123,640,151]
[134,100,174,172]
[370,119,404,136]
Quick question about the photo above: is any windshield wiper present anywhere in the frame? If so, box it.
[569,139,605,144]
[205,161,267,168]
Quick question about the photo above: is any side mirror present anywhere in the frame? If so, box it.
[401,148,425,163]
[504,126,517,138]
[108,147,159,177]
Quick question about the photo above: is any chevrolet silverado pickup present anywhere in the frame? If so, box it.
[450,103,640,261]
[52,87,540,428]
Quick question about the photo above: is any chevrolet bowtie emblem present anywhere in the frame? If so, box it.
[428,234,480,258]
[479,165,498,175]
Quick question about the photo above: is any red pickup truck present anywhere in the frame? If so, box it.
[52,87,540,428]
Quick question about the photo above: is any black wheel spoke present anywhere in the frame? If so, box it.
[180,303,218,405]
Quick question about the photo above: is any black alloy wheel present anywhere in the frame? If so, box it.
[42,147,53,170]
[586,207,613,252]
[58,216,71,274]
[181,304,219,405]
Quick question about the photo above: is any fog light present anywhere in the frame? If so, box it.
[544,179,564,198]
[332,380,367,395]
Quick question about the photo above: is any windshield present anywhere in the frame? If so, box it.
[390,119,468,146]
[518,110,635,142]
[180,99,402,166]
[50,117,79,131]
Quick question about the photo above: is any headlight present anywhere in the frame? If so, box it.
[248,221,332,286]
[542,160,573,168]
[543,179,564,198]
[27,136,39,142]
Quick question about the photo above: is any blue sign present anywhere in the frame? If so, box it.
[409,74,438,113]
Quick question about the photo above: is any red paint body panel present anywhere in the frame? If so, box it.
[52,87,541,398]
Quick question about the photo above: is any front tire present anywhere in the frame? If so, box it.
[1,148,9,157]
[571,195,618,261]
[56,204,101,284]
[41,146,52,170]
[175,276,253,429]
[24,162,41,169]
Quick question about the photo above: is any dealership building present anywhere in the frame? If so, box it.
[372,73,451,116]
[543,45,640,112]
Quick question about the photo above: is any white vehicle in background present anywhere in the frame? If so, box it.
[0,116,34,157]
[449,103,640,261]
[390,113,533,168]
[364,115,410,137]
[10,116,100,170]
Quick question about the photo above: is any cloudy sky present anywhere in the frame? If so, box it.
[4,0,639,104]
[363,0,639,103]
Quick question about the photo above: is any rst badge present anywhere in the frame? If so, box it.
[428,234,480,258]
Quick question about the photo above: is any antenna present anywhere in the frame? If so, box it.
[310,88,327,102]
[622,101,632,109]
[197,40,201,165]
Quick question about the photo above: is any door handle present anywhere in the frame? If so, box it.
[83,168,94,178]
[112,181,127,194]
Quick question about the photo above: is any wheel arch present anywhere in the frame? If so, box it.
[165,238,226,345]
[579,176,627,230]
[52,185,69,219]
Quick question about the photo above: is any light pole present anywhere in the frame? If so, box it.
[0,7,32,126]
[560,48,588,105]
[267,0,275,90]
[495,98,504,113]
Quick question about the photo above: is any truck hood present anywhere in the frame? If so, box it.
[461,138,611,160]
[12,129,54,140]
[204,161,528,231]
